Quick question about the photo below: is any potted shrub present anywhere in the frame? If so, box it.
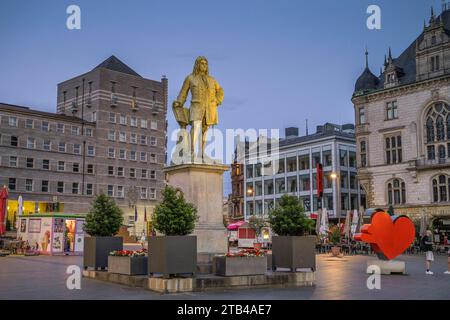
[248,215,267,250]
[148,186,198,278]
[269,195,316,272]
[108,249,148,275]
[214,248,267,276]
[83,193,124,270]
[329,226,342,257]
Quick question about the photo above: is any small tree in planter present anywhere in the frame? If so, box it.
[269,195,316,272]
[328,226,342,257]
[149,185,199,278]
[248,215,267,249]
[83,193,124,270]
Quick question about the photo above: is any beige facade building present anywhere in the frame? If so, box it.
[0,56,167,234]
[352,8,450,240]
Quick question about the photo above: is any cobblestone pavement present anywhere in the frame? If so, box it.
[0,253,449,300]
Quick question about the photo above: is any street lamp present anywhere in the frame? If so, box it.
[330,172,341,227]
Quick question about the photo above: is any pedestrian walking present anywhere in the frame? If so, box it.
[422,230,434,275]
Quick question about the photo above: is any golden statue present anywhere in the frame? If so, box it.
[172,56,224,162]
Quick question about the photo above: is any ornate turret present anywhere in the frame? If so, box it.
[354,48,379,95]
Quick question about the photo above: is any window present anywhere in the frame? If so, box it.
[73,163,79,173]
[359,107,366,124]
[299,175,310,192]
[339,149,348,167]
[9,117,17,127]
[360,140,367,168]
[349,151,357,168]
[385,135,402,164]
[92,112,97,122]
[86,184,93,195]
[130,116,137,127]
[140,119,147,128]
[27,137,35,149]
[42,121,49,132]
[117,167,124,177]
[57,123,64,133]
[26,158,34,168]
[150,153,156,163]
[431,55,440,72]
[72,144,80,155]
[26,119,34,128]
[141,169,148,179]
[42,159,50,170]
[109,112,116,123]
[286,156,296,172]
[130,151,137,161]
[8,178,16,191]
[140,187,147,199]
[431,35,437,45]
[43,140,51,151]
[149,188,156,199]
[107,185,114,197]
[432,175,450,203]
[425,103,450,157]
[119,114,126,125]
[427,145,436,160]
[117,186,124,198]
[25,179,33,192]
[108,148,115,158]
[57,182,64,193]
[119,132,126,142]
[130,133,137,144]
[119,149,126,159]
[151,120,157,130]
[58,161,65,171]
[150,136,157,146]
[140,135,147,145]
[130,168,136,178]
[87,146,95,156]
[87,164,94,174]
[287,176,297,193]
[387,179,406,205]
[108,130,116,141]
[9,156,17,167]
[140,152,147,162]
[84,128,93,137]
[58,142,66,152]
[71,126,80,136]
[386,101,398,120]
[438,145,446,160]
[72,183,79,194]
[41,181,49,193]
[10,136,18,147]
[150,170,156,179]
[323,149,332,167]
[108,166,114,176]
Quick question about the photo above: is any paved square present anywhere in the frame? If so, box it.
[0,253,449,299]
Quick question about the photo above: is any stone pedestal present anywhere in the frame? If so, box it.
[367,259,406,275]
[164,163,228,255]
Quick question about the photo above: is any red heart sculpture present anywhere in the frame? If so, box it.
[354,211,415,260]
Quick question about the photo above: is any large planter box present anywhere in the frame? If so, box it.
[148,235,197,277]
[272,235,316,272]
[108,256,148,275]
[83,237,123,270]
[214,255,267,276]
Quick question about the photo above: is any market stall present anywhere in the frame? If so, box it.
[17,213,86,255]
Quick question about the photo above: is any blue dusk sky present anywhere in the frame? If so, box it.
[0,0,443,195]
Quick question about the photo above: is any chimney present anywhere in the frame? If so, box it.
[285,127,299,139]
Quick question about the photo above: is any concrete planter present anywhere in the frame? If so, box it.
[272,235,316,272]
[108,256,148,275]
[148,235,197,278]
[83,236,123,270]
[214,255,267,276]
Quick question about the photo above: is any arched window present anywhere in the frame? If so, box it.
[387,178,406,205]
[438,145,446,160]
[426,117,435,143]
[432,174,450,203]
[360,140,367,168]
[447,114,450,139]
[437,116,445,141]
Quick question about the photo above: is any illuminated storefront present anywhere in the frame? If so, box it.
[6,200,63,228]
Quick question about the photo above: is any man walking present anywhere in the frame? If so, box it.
[422,230,434,275]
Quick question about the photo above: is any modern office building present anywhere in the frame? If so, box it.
[352,7,450,241]
[0,56,168,234]
[243,123,361,220]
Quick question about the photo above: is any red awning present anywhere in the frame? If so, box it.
[227,220,245,231]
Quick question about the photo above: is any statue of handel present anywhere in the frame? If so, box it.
[172,56,224,162]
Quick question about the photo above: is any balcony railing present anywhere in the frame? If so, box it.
[413,157,450,170]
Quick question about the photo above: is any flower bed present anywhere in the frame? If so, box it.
[215,249,267,276]
[225,248,266,258]
[109,249,147,257]
[108,249,148,275]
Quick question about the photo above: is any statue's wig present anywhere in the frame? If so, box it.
[193,56,209,75]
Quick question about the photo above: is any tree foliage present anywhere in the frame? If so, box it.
[152,185,198,236]
[83,193,123,237]
[268,195,314,236]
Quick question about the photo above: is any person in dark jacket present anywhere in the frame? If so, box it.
[423,230,434,275]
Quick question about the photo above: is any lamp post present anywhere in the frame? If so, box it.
[330,172,341,228]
